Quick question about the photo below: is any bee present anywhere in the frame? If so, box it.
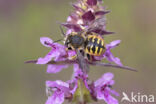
[63,17,108,73]
[64,32,106,73]
[65,32,105,61]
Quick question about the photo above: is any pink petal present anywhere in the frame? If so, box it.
[47,64,68,73]
[82,11,95,22]
[104,95,119,104]
[46,80,69,88]
[36,50,54,64]
[40,37,53,47]
[104,50,123,66]
[46,92,64,104]
[87,0,97,6]
[94,72,114,87]
[106,40,121,49]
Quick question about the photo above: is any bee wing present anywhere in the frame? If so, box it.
[76,50,89,73]
[86,16,114,35]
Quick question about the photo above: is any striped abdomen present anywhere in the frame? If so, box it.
[85,35,105,56]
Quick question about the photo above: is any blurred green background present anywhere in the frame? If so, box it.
[0,0,156,104]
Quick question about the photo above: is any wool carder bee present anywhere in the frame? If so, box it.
[65,32,105,61]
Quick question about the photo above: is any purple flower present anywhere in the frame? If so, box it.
[46,66,119,104]
[63,0,112,35]
[46,80,70,104]
[37,37,67,64]
[104,40,123,66]
[94,73,119,104]
[26,0,136,103]
[36,37,69,73]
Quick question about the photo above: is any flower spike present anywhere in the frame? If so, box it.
[26,0,136,104]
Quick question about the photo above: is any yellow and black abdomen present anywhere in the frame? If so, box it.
[85,35,105,56]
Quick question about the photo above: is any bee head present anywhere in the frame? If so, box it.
[65,32,85,49]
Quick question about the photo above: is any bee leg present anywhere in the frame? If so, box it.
[66,44,74,50]
[67,47,72,50]
[76,49,90,73]
[66,47,77,60]
[69,55,77,60]
[86,53,93,61]
[79,49,85,56]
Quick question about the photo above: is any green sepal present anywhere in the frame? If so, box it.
[72,79,93,104]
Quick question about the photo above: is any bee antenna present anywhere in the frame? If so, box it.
[53,39,63,43]
[59,25,66,36]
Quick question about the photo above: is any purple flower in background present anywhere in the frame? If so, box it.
[26,0,136,104]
